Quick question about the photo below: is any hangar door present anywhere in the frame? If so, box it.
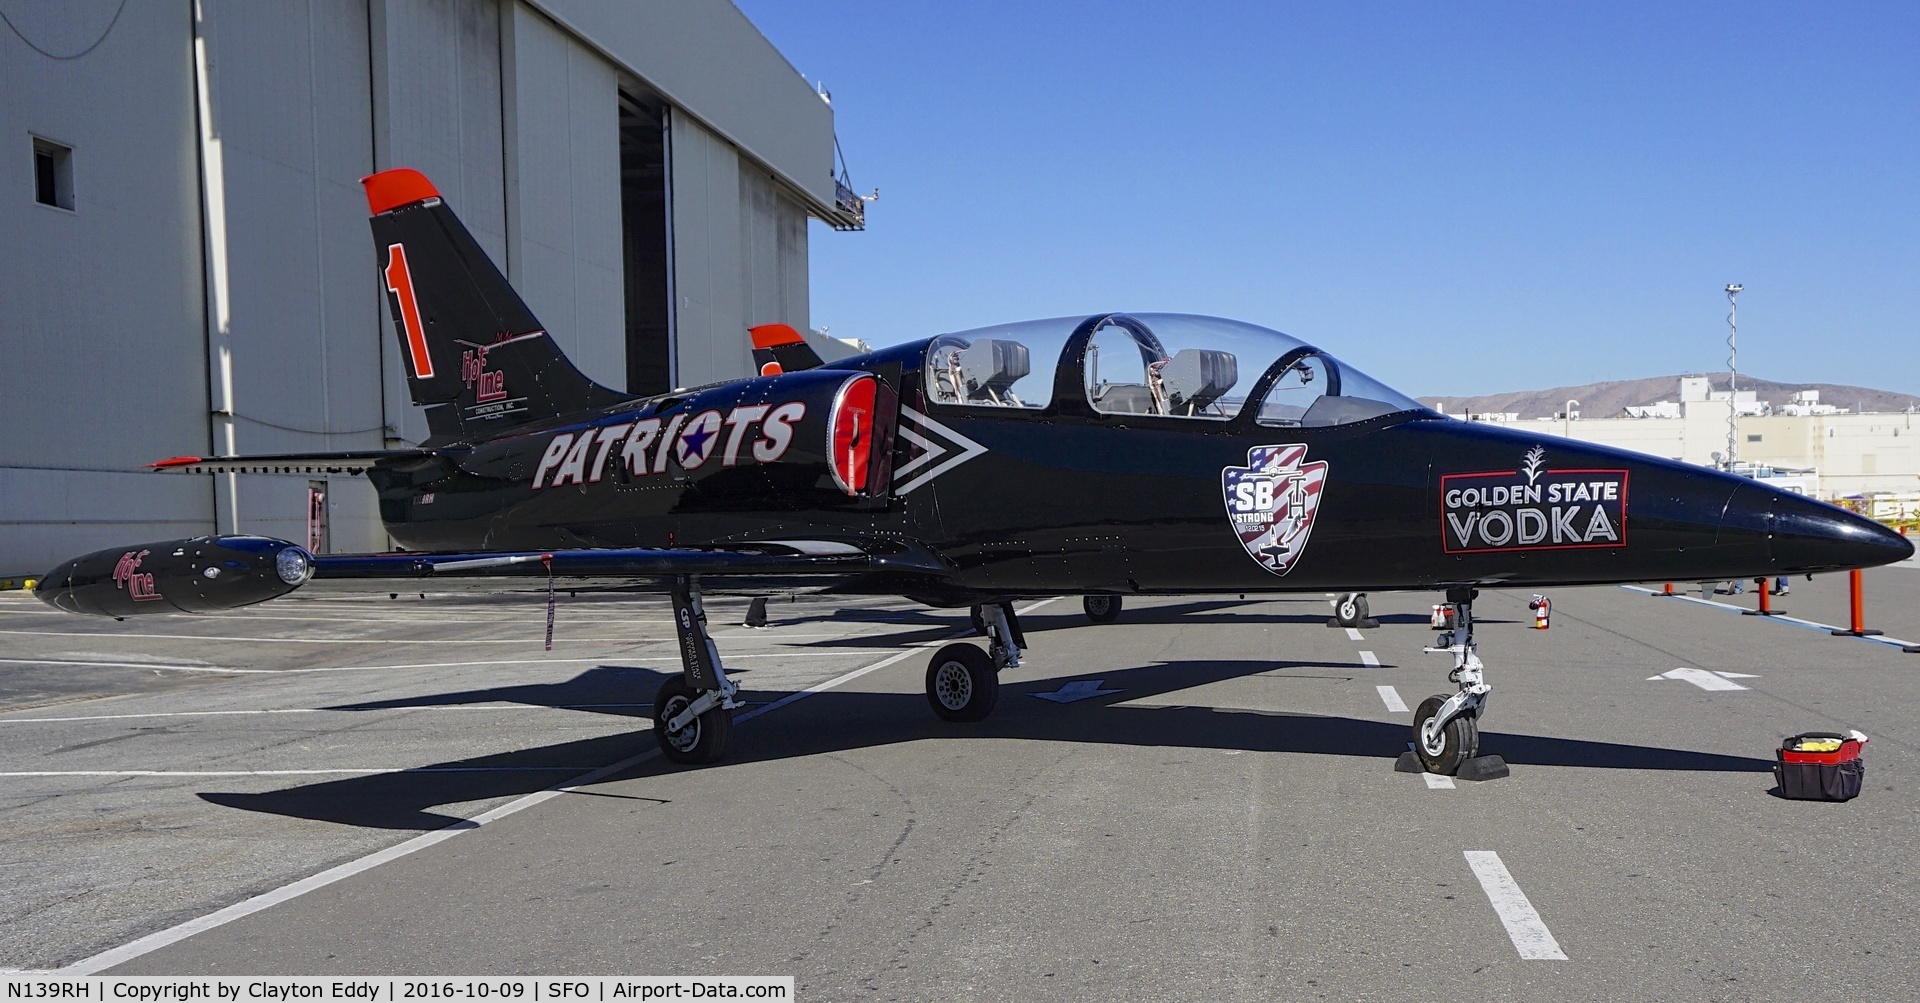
[620,88,673,396]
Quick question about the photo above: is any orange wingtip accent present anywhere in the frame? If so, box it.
[749,323,805,349]
[149,456,204,469]
[361,168,440,215]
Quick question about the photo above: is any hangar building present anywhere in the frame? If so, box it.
[1,0,865,576]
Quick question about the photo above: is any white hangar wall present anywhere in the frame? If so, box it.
[0,0,850,577]
[0,0,216,573]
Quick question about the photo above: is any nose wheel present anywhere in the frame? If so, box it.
[1413,693,1478,774]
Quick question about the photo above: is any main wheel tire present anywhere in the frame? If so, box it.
[1082,594,1122,624]
[925,643,999,722]
[1412,694,1478,775]
[653,675,733,765]
[1334,592,1370,627]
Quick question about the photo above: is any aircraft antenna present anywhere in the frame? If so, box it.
[1724,283,1742,470]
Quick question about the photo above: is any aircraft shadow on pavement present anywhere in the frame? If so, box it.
[201,657,1770,830]
[327,664,674,719]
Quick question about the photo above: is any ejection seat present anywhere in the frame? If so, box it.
[953,338,1031,406]
[1158,348,1237,416]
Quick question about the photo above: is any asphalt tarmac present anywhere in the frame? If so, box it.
[3,565,1917,1000]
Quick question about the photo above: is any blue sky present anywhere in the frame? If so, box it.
[733,2,1918,398]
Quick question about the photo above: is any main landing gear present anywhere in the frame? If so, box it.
[1408,586,1505,779]
[929,603,1025,722]
[1082,594,1122,624]
[1327,591,1378,629]
[653,577,742,764]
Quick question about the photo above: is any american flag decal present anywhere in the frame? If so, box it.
[1221,444,1329,576]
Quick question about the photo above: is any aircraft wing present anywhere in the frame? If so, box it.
[35,535,947,617]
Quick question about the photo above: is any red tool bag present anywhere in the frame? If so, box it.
[1774,731,1867,801]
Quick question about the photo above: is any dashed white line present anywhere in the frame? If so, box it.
[1422,773,1456,789]
[1375,685,1408,713]
[1464,850,1567,960]
[1357,650,1380,668]
[1344,627,1364,641]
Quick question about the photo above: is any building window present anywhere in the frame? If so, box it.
[33,137,73,210]
[1747,434,1762,442]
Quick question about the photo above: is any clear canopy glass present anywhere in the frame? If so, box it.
[921,313,1425,426]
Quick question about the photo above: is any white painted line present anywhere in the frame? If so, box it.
[1619,585,1919,648]
[1423,773,1456,789]
[1464,850,1567,960]
[1357,650,1380,668]
[0,768,603,777]
[1648,667,1751,691]
[0,629,679,645]
[53,611,971,976]
[1,703,652,724]
[1375,685,1408,713]
[0,656,603,675]
[1344,627,1364,641]
[0,651,860,675]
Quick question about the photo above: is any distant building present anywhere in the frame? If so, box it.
[1546,379,1918,500]
[2,0,865,575]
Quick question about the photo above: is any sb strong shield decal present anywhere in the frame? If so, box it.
[1223,444,1327,576]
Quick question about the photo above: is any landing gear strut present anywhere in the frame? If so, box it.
[1410,586,1504,779]
[930,603,1025,721]
[654,577,741,765]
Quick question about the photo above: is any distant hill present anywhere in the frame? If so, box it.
[1418,374,1920,420]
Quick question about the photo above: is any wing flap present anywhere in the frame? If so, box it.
[150,451,435,475]
[311,540,944,583]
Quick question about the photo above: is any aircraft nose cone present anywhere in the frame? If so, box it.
[1770,491,1914,572]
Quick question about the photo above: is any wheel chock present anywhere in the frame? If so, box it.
[1328,616,1382,629]
[1456,755,1510,782]
[1393,751,1424,773]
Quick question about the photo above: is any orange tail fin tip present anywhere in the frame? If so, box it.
[361,168,440,215]
[749,323,806,349]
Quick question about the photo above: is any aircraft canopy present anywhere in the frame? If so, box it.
[923,313,1426,426]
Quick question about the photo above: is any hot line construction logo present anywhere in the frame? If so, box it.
[1441,446,1628,553]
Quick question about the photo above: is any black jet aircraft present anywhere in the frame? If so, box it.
[36,169,1913,775]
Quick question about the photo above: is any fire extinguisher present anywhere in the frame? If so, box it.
[1529,595,1551,629]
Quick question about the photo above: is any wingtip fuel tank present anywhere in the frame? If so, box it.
[36,536,313,617]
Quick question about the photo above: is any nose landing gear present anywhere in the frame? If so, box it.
[1405,587,1509,780]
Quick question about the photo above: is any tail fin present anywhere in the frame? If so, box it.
[750,323,826,376]
[362,168,628,443]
